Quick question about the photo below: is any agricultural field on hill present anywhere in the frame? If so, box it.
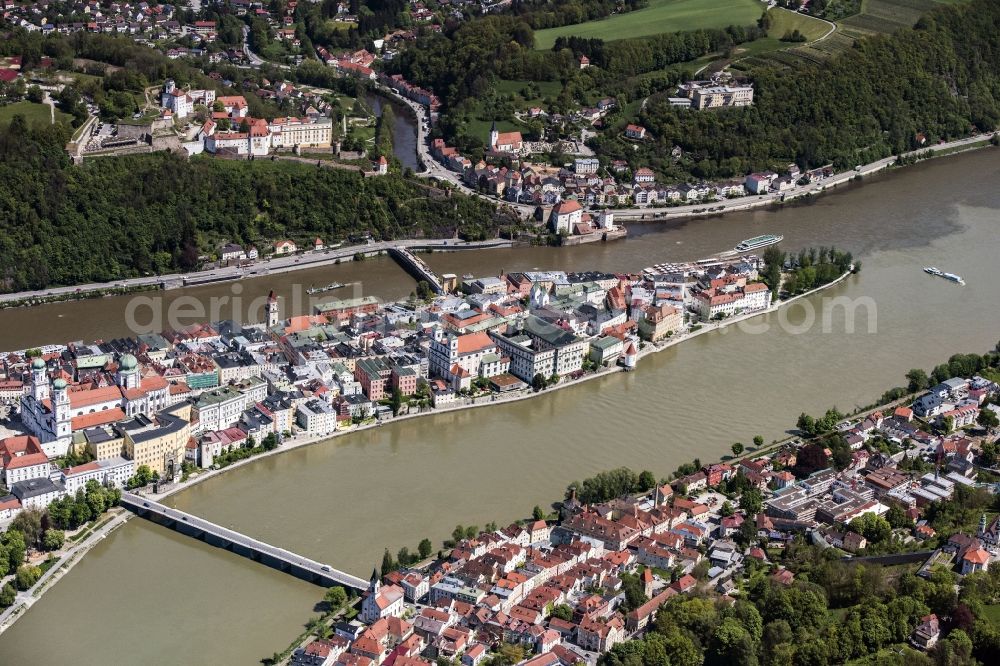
[765,6,833,41]
[534,0,765,49]
[771,0,965,67]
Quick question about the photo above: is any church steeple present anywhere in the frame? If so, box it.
[369,567,380,593]
[489,120,498,149]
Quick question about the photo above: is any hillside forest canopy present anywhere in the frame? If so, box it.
[0,121,516,292]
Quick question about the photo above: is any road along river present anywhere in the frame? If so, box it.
[0,149,999,664]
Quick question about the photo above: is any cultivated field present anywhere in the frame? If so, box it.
[839,0,943,39]
[534,0,765,49]
[766,0,960,67]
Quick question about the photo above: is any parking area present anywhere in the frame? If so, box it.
[84,121,141,152]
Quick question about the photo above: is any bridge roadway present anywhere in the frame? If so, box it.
[388,247,445,294]
[120,492,368,591]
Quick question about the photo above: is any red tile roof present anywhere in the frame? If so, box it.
[71,407,127,431]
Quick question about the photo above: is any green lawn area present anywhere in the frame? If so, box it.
[326,19,354,32]
[766,7,832,41]
[534,0,765,49]
[492,79,565,112]
[466,118,522,144]
[0,101,71,128]
[38,557,60,575]
[982,604,1000,624]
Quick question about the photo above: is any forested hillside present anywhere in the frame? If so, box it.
[592,0,1000,179]
[0,121,513,292]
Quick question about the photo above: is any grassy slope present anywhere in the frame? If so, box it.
[0,101,71,128]
[766,7,832,41]
[534,0,764,49]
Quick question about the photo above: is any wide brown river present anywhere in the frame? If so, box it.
[2,150,999,664]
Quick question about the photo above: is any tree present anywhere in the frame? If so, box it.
[128,464,154,489]
[753,436,764,448]
[262,433,278,451]
[10,509,44,549]
[740,488,763,516]
[452,525,466,543]
[619,572,648,612]
[550,604,573,621]
[0,581,14,608]
[719,501,735,518]
[849,513,892,544]
[791,443,829,477]
[906,368,930,392]
[380,548,395,576]
[707,617,757,666]
[532,505,545,521]
[531,373,546,392]
[885,503,912,529]
[941,415,955,434]
[324,586,348,611]
[389,387,403,416]
[732,442,744,457]
[978,409,999,430]
[3,530,26,571]
[638,470,656,490]
[416,280,434,301]
[42,529,64,551]
[14,564,41,591]
[418,538,433,559]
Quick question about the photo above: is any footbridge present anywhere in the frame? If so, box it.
[388,246,445,294]
[120,492,368,591]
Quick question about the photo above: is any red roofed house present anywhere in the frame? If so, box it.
[489,121,524,154]
[294,637,349,665]
[428,332,500,388]
[362,570,406,623]
[625,124,646,140]
[0,435,50,486]
[217,95,249,118]
[911,614,940,650]
[550,200,583,234]
[625,587,677,632]
[961,545,991,575]
[576,616,625,652]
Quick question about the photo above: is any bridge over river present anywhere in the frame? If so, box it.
[120,492,368,591]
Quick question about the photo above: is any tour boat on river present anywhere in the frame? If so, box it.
[735,234,783,252]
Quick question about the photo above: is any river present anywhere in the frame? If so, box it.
[0,149,998,664]
[365,93,420,172]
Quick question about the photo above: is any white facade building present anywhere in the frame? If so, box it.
[60,456,135,494]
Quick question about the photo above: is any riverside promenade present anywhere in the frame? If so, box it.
[0,237,512,306]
